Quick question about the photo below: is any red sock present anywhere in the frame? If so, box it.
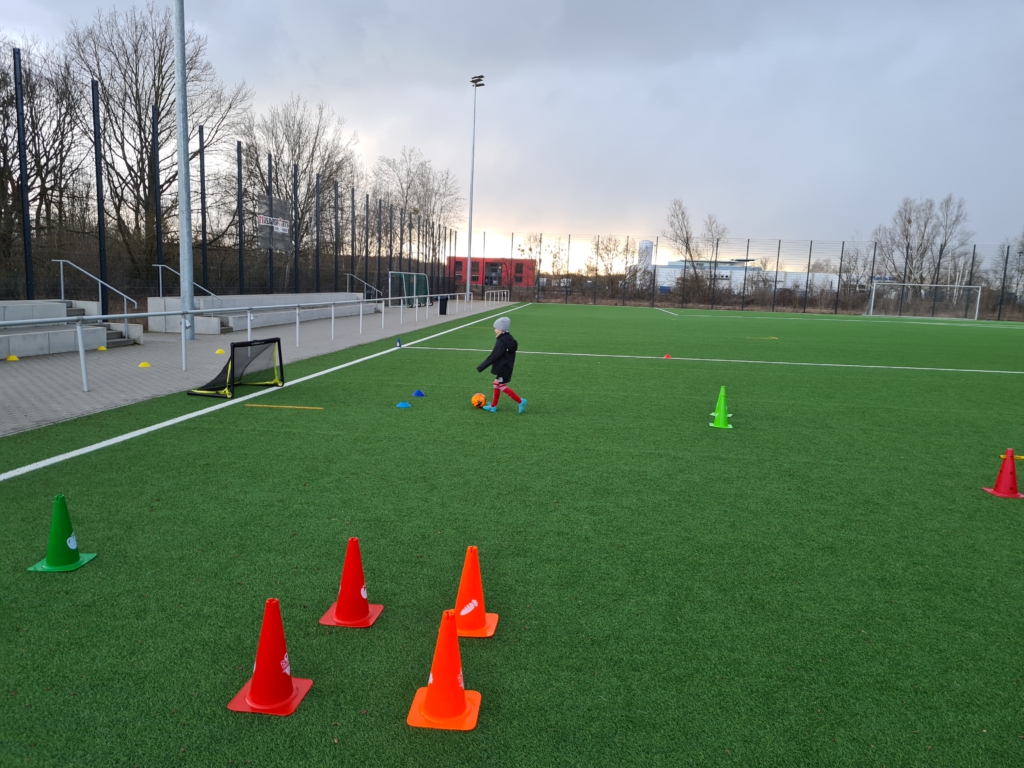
[499,384,522,404]
[491,385,500,407]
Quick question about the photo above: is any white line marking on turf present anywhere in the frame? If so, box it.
[655,308,678,316]
[0,304,532,483]
[410,346,1023,375]
[652,312,1021,329]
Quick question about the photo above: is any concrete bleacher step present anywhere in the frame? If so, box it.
[104,327,135,348]
[66,307,86,317]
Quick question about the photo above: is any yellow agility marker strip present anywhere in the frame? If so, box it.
[244,404,324,410]
[1000,454,1024,460]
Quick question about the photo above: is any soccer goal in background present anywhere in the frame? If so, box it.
[388,271,429,308]
[866,283,982,320]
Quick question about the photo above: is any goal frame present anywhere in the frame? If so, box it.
[388,271,430,307]
[187,338,285,398]
[866,282,982,320]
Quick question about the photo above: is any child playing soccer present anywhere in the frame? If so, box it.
[476,316,527,413]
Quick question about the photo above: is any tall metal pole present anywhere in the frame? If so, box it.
[363,194,370,287]
[466,76,484,302]
[237,141,244,293]
[710,239,720,309]
[91,79,108,315]
[376,199,383,290]
[388,204,395,276]
[740,238,750,310]
[293,163,300,293]
[868,241,877,287]
[898,242,910,316]
[172,0,195,339]
[152,106,164,269]
[199,125,208,290]
[399,208,405,273]
[13,49,34,300]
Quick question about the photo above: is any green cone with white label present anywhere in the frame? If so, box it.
[28,495,96,572]
[709,386,733,429]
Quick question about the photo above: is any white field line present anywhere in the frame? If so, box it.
[0,304,531,483]
[411,346,1023,376]
[655,308,679,316]
[650,311,1021,329]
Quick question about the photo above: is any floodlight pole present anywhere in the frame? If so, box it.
[173,0,195,340]
[466,76,485,303]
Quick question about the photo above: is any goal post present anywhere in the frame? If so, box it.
[187,338,284,398]
[388,271,429,307]
[866,283,982,320]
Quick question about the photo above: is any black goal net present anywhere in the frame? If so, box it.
[188,338,285,398]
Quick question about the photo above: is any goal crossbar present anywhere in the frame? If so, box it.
[866,283,982,320]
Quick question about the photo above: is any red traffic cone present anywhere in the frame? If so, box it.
[983,448,1024,499]
[228,598,313,716]
[320,537,384,627]
[407,610,481,730]
[453,546,498,638]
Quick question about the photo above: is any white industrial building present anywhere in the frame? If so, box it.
[653,260,840,293]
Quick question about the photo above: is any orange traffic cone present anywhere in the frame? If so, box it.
[983,448,1024,499]
[407,609,481,730]
[453,546,498,638]
[320,537,384,627]
[228,598,313,716]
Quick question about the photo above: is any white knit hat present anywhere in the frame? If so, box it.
[493,317,511,331]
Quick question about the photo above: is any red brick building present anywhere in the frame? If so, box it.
[447,257,537,288]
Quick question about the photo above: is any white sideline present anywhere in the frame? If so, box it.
[651,308,1022,329]
[0,304,531,483]
[410,346,1024,376]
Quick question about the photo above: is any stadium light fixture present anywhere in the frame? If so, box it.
[466,75,485,303]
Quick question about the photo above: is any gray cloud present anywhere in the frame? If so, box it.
[11,0,1024,242]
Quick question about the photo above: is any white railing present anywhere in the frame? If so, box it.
[52,259,137,338]
[153,264,219,299]
[484,289,510,304]
[345,273,383,299]
[0,291,477,393]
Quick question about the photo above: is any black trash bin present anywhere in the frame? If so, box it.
[438,296,448,315]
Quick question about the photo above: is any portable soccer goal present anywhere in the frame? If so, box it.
[388,271,429,307]
[187,338,284,398]
[866,282,982,320]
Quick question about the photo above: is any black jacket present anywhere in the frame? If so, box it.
[477,332,518,382]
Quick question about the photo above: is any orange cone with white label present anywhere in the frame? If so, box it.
[453,545,498,638]
[320,537,384,627]
[228,598,312,716]
[407,609,481,730]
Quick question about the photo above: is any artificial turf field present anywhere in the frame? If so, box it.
[1,303,1022,767]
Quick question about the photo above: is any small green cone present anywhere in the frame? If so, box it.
[709,386,733,429]
[28,495,96,572]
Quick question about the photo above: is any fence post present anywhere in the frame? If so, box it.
[740,238,750,310]
[180,311,187,371]
[594,235,599,305]
[802,240,813,313]
[315,173,321,293]
[76,320,89,392]
[771,240,781,311]
[997,245,1010,320]
[834,241,845,314]
[293,163,300,293]
[710,239,720,309]
[376,199,383,291]
[199,125,209,290]
[331,302,335,340]
[897,243,910,316]
[359,299,363,333]
[964,245,976,318]
[930,242,945,317]
[152,106,164,271]
[350,187,357,276]
[363,194,370,286]
[13,49,34,300]
[295,306,300,347]
[91,79,108,315]
[267,153,275,293]
[237,141,244,293]
[334,181,340,293]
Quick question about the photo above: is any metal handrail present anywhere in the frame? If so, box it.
[51,259,137,338]
[344,273,383,299]
[153,264,219,298]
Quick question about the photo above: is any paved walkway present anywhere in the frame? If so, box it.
[0,300,506,436]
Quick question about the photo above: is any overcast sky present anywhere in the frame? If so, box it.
[11,1,1024,244]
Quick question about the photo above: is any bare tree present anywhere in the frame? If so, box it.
[662,198,695,258]
[64,1,251,269]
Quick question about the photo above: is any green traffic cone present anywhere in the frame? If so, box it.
[28,495,96,572]
[709,386,733,429]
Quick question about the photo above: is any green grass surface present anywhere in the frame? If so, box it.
[2,304,1022,767]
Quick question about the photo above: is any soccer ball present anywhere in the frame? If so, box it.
[471,393,486,408]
